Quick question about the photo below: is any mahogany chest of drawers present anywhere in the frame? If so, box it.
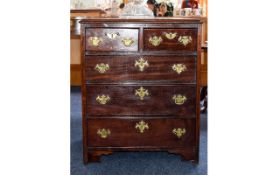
[80,17,202,164]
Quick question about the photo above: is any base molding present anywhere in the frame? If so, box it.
[88,150,113,162]
[85,147,198,164]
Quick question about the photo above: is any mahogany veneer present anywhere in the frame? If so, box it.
[143,28,197,51]
[80,17,202,164]
[85,28,139,52]
[86,85,196,116]
[87,118,196,147]
[85,55,196,83]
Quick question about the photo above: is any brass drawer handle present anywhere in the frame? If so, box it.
[178,36,192,46]
[95,63,110,74]
[172,128,186,138]
[165,32,177,40]
[135,87,149,100]
[97,129,111,139]
[172,64,187,74]
[135,120,149,133]
[105,32,120,40]
[149,36,163,46]
[172,94,187,105]
[122,38,134,47]
[135,58,149,72]
[96,95,110,105]
[88,36,102,47]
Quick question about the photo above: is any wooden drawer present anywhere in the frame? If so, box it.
[85,28,139,52]
[85,55,196,83]
[86,85,196,116]
[143,29,197,51]
[87,118,196,147]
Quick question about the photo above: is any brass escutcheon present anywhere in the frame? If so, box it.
[165,32,177,40]
[172,64,187,74]
[149,36,163,46]
[95,63,110,74]
[88,36,102,46]
[172,94,187,105]
[178,36,192,46]
[135,120,149,133]
[122,38,134,47]
[96,95,110,105]
[172,128,186,138]
[105,32,119,40]
[135,58,149,72]
[135,87,149,100]
[97,129,111,138]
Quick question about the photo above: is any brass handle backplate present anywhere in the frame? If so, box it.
[178,36,192,46]
[95,63,109,74]
[149,36,163,46]
[135,87,149,100]
[135,120,149,133]
[172,94,187,105]
[172,128,186,138]
[122,38,134,47]
[88,36,102,47]
[96,95,110,105]
[165,32,177,40]
[135,58,149,72]
[97,129,111,138]
[172,64,187,74]
[105,32,120,40]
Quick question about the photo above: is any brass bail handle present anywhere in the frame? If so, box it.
[172,128,186,138]
[122,38,134,47]
[96,95,111,105]
[149,36,163,46]
[97,129,111,138]
[172,64,187,74]
[172,94,187,105]
[88,36,102,47]
[95,63,110,74]
[178,36,192,46]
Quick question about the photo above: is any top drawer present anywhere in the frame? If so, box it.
[143,29,197,51]
[85,28,139,52]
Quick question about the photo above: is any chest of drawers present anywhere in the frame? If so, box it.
[80,17,202,164]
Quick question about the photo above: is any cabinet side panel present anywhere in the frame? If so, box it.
[195,23,202,163]
[80,24,88,164]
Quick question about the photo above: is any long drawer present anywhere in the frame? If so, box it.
[85,55,196,83]
[87,118,196,147]
[86,85,196,116]
[85,28,139,52]
[143,28,197,51]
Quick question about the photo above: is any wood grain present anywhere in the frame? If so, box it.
[86,85,196,116]
[85,28,139,52]
[143,29,197,51]
[87,118,196,147]
[85,55,196,83]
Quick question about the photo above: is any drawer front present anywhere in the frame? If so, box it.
[143,29,197,51]
[85,28,139,52]
[87,118,196,147]
[86,85,196,116]
[85,55,196,83]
